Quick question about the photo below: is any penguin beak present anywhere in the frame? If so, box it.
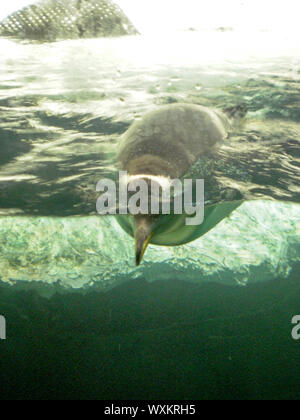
[135,229,154,266]
[133,216,155,266]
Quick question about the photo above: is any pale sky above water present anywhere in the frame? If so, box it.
[0,0,300,34]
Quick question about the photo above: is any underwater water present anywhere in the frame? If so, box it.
[0,28,299,400]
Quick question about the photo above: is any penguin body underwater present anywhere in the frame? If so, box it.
[116,103,244,265]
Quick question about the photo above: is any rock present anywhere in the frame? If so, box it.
[0,0,138,42]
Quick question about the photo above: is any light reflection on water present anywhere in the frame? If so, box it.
[0,31,299,288]
[0,32,299,215]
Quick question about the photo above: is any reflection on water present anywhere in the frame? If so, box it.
[0,31,299,289]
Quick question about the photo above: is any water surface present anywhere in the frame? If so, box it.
[0,30,299,290]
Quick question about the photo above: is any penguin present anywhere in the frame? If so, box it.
[116,103,245,265]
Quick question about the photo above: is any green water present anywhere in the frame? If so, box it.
[0,271,299,400]
[0,30,299,400]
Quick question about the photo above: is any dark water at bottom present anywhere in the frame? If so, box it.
[0,32,299,400]
[0,265,299,400]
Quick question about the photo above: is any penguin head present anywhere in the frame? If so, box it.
[120,173,173,265]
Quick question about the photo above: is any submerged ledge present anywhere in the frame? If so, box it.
[0,200,299,293]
